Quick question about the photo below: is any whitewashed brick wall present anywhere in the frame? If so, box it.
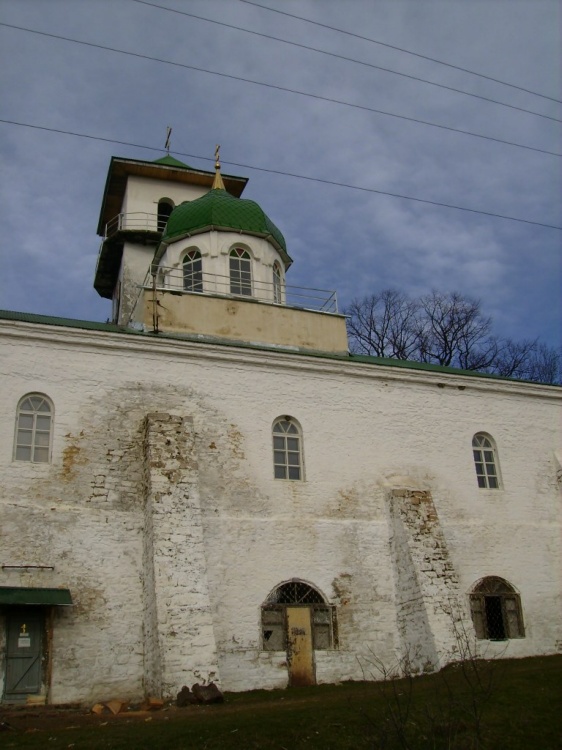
[0,320,560,703]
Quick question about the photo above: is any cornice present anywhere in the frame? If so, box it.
[1,319,560,400]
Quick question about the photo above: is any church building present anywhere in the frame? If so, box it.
[1,151,560,705]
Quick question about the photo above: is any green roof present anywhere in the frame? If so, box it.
[152,155,191,168]
[162,189,290,262]
[0,587,73,606]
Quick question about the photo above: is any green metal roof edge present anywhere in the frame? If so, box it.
[1,309,559,387]
[0,587,73,606]
[0,309,131,333]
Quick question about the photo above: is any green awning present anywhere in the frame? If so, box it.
[0,587,73,606]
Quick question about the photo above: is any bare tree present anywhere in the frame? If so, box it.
[492,338,539,378]
[346,290,420,359]
[345,290,561,384]
[416,291,497,370]
[525,342,562,384]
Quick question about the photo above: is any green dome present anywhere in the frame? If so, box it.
[162,189,288,257]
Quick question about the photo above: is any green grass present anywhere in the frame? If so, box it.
[3,655,561,749]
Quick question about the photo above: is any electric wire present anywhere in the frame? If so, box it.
[1,22,559,159]
[239,0,562,105]
[1,118,560,231]
[129,0,561,123]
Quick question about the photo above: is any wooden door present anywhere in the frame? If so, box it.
[4,609,44,699]
[286,607,315,686]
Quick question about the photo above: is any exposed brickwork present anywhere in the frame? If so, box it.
[143,413,220,697]
[388,489,465,673]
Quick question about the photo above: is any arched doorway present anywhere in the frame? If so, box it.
[261,580,334,686]
[157,199,174,232]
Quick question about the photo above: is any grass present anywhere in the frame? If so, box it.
[2,655,561,749]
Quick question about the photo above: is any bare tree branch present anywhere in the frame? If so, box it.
[345,290,561,384]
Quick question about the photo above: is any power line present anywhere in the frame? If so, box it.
[1,118,560,231]
[1,22,559,159]
[239,0,562,105]
[129,0,561,123]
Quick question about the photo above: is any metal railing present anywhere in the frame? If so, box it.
[105,212,163,237]
[142,266,338,313]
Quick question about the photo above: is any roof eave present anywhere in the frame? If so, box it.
[96,156,249,236]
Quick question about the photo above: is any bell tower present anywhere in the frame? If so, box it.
[94,149,348,354]
[94,154,248,325]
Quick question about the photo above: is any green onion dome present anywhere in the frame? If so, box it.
[162,189,288,258]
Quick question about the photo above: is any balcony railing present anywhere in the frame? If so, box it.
[105,212,163,238]
[142,266,339,313]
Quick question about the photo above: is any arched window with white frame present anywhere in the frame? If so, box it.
[229,247,252,296]
[472,433,501,488]
[183,249,203,292]
[14,393,54,463]
[273,416,303,480]
[273,262,282,303]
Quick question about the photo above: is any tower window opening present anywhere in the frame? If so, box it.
[157,199,174,232]
[183,250,203,292]
[273,262,282,303]
[229,247,252,296]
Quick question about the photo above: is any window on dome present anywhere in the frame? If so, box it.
[273,262,282,303]
[472,433,501,489]
[469,577,524,640]
[157,199,174,232]
[14,393,54,463]
[183,250,203,292]
[273,417,303,480]
[229,248,252,296]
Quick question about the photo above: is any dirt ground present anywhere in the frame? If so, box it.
[0,701,231,733]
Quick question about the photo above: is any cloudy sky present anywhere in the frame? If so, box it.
[1,0,560,347]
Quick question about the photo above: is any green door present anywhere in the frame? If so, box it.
[4,609,44,700]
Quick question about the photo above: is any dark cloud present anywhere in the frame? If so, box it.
[0,0,560,345]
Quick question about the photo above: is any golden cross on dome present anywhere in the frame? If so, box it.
[212,144,225,190]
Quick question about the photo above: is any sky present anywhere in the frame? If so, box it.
[0,0,560,348]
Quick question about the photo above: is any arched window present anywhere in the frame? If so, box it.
[472,433,501,488]
[273,262,282,304]
[469,577,525,640]
[262,580,335,651]
[14,394,54,463]
[157,199,174,232]
[183,250,203,292]
[229,247,252,296]
[273,417,303,480]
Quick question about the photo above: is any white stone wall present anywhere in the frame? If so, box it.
[1,319,560,702]
[121,176,208,217]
